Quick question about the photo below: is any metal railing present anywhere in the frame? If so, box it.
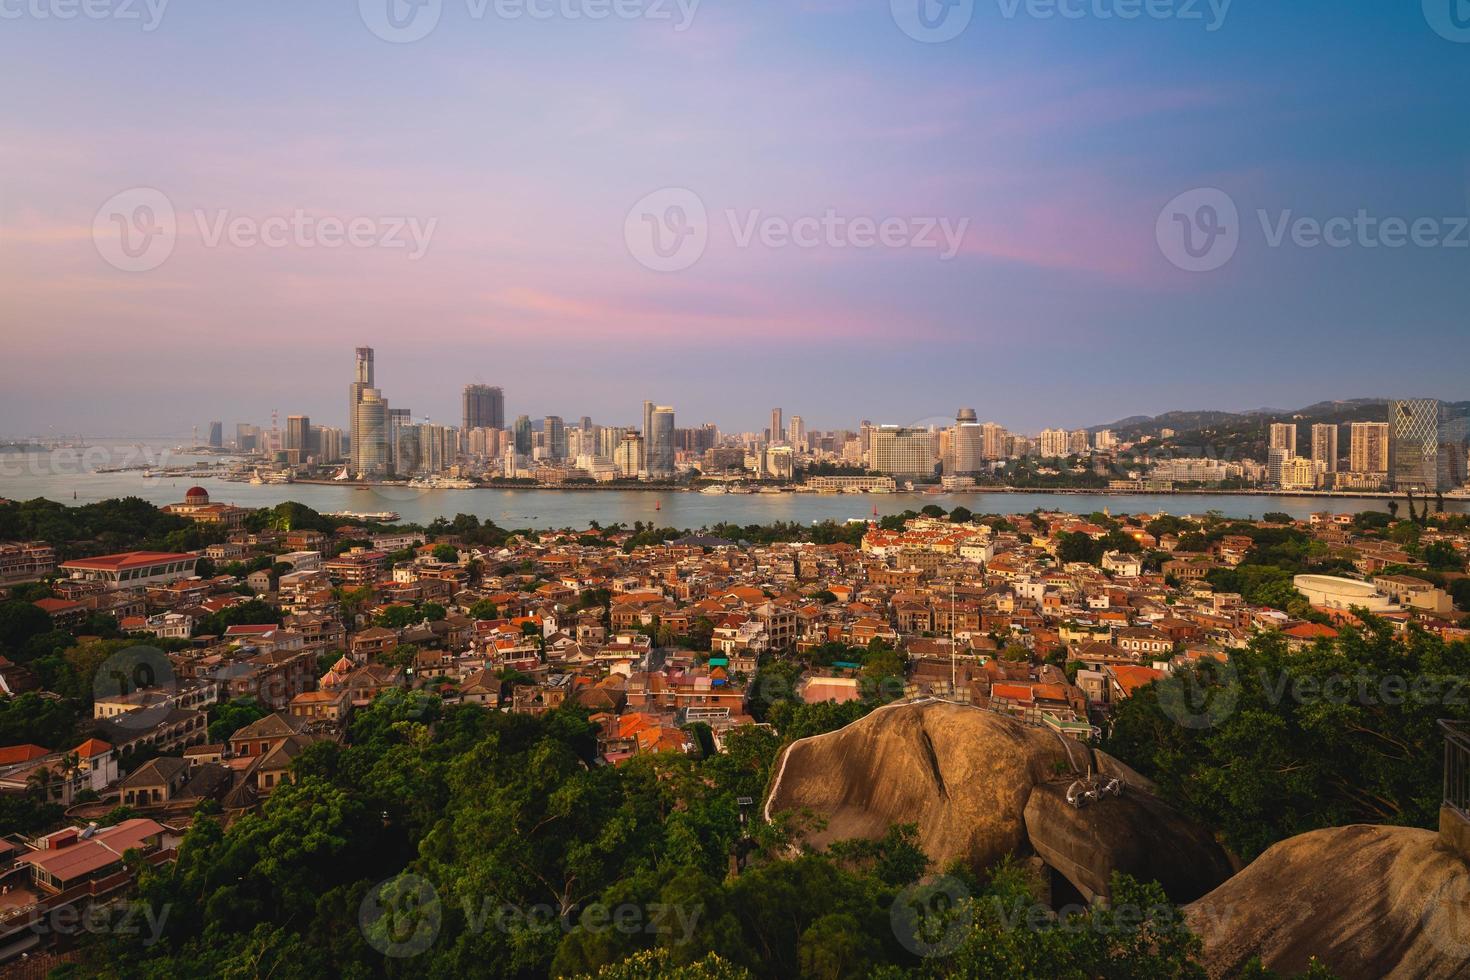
[1440,720,1470,819]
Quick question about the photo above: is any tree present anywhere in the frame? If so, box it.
[468,599,501,621]
[948,505,973,524]
[1452,579,1470,613]
[0,792,63,836]
[1354,510,1394,531]
[0,600,53,656]
[1056,532,1102,566]
[26,766,58,801]
[1106,624,1470,859]
[375,605,420,630]
[193,599,281,638]
[0,691,80,748]
[432,544,459,564]
[207,697,267,743]
[1424,541,1464,572]
[574,950,753,979]
[945,866,1205,978]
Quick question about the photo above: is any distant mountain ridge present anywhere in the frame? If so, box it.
[1091,398,1469,440]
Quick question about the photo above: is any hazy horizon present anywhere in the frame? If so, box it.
[3,2,1467,435]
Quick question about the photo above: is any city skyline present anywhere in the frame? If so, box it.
[3,4,1469,435]
[4,338,1469,442]
[7,376,1468,443]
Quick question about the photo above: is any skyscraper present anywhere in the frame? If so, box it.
[614,432,644,477]
[647,406,676,478]
[1391,400,1442,492]
[1267,446,1291,487]
[285,415,310,462]
[513,416,532,455]
[349,347,390,478]
[355,346,374,387]
[1390,399,1468,492]
[544,416,567,461]
[870,426,937,479]
[981,422,1007,460]
[1349,421,1391,474]
[788,415,806,452]
[951,409,983,475]
[207,421,223,449]
[389,408,413,474]
[1039,429,1069,457]
[770,408,783,446]
[1269,422,1297,457]
[462,385,505,432]
[1310,423,1339,473]
[352,388,390,478]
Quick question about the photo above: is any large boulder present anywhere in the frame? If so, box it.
[764,700,1232,903]
[1186,824,1470,979]
[1024,782,1236,904]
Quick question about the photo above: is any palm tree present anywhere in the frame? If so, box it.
[27,766,56,801]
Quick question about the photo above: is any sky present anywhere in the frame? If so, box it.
[0,0,1467,437]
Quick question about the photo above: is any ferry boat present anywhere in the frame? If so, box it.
[408,477,476,490]
[325,510,400,522]
[699,485,729,495]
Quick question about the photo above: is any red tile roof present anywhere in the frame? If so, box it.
[17,819,164,882]
[0,744,51,766]
[60,551,196,571]
[72,738,112,758]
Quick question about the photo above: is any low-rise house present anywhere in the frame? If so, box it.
[16,819,167,894]
[119,757,190,807]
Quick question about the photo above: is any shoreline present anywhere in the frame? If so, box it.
[281,478,1454,504]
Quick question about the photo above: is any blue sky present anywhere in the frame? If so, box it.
[0,0,1466,436]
